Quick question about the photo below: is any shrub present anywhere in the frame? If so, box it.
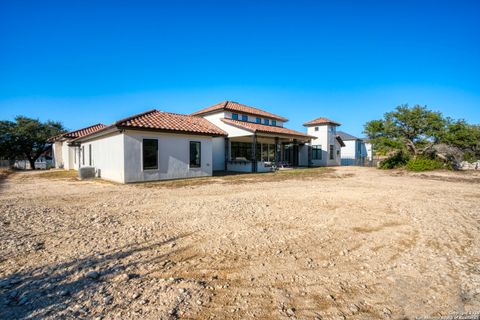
[379,150,410,169]
[406,157,444,171]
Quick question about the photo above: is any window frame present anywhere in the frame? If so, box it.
[189,141,201,168]
[314,126,319,131]
[88,144,92,166]
[255,117,261,124]
[263,118,270,125]
[142,138,159,170]
[329,145,334,160]
[312,145,322,160]
[241,114,248,122]
[272,120,277,126]
[232,113,239,120]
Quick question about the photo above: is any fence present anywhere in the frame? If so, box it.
[341,157,380,167]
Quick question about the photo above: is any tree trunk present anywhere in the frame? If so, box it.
[28,158,36,170]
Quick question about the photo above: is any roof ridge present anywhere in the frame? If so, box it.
[115,109,158,125]
[66,123,105,135]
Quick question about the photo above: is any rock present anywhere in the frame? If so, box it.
[349,304,359,313]
[59,289,70,296]
[196,300,203,305]
[86,271,100,280]
[103,296,113,305]
[131,293,140,300]
[286,307,296,316]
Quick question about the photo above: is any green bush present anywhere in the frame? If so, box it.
[379,150,410,169]
[406,157,444,171]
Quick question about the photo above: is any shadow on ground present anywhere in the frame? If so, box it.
[0,233,193,319]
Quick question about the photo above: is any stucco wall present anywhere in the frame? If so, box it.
[211,137,225,171]
[203,112,252,138]
[307,124,341,166]
[122,130,213,183]
[78,132,125,182]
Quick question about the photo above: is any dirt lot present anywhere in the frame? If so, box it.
[0,167,479,319]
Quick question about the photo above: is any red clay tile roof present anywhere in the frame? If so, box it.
[49,123,107,141]
[115,109,226,136]
[221,118,314,140]
[191,101,289,122]
[303,117,341,126]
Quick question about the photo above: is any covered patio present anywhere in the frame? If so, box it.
[220,119,314,172]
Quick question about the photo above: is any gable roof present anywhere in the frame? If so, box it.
[115,109,227,136]
[303,117,341,126]
[337,131,360,141]
[71,109,227,143]
[48,123,106,142]
[221,118,314,140]
[191,101,289,122]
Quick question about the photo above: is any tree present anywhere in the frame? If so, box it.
[0,116,66,169]
[440,119,480,159]
[364,105,446,158]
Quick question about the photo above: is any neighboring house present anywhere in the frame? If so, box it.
[303,117,344,166]
[69,110,226,183]
[14,155,53,170]
[337,131,370,166]
[191,101,315,172]
[50,124,107,169]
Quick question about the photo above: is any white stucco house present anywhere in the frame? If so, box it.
[337,131,371,166]
[191,101,315,172]
[48,101,347,183]
[303,117,345,166]
[61,110,227,183]
[50,124,107,170]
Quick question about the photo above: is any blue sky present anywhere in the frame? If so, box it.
[1,0,479,136]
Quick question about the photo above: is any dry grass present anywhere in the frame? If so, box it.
[140,167,338,189]
[37,170,78,180]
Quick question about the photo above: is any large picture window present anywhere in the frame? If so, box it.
[143,139,158,170]
[231,142,252,161]
[189,141,201,167]
[312,145,322,160]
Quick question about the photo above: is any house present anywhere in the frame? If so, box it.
[48,101,346,183]
[191,101,315,172]
[303,117,344,166]
[337,131,370,166]
[50,123,107,169]
[67,110,226,183]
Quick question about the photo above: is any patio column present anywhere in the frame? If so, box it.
[224,137,229,171]
[251,134,257,173]
[274,137,279,164]
[293,139,299,167]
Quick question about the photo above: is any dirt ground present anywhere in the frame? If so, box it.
[0,167,479,319]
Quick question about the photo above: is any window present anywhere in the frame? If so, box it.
[232,113,239,120]
[82,146,85,165]
[315,127,319,131]
[268,144,275,161]
[263,119,270,125]
[143,139,158,170]
[88,144,92,166]
[231,141,252,160]
[256,117,261,124]
[329,145,334,160]
[189,141,201,167]
[272,120,277,126]
[312,145,322,160]
[241,114,248,121]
